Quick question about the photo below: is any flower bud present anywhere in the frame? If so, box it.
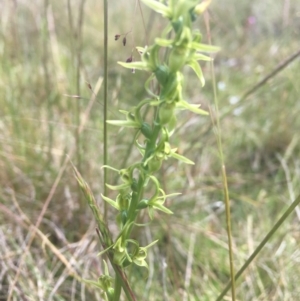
[107,288,115,300]
[137,199,149,210]
[168,47,189,72]
[167,113,177,132]
[155,65,170,87]
[140,122,153,139]
[131,178,138,192]
[172,18,183,33]
[159,102,175,125]
[121,210,128,225]
[147,156,162,173]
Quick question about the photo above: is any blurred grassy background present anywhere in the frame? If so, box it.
[1,0,300,300]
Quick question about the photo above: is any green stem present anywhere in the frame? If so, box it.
[110,264,136,301]
[103,0,108,221]
[113,274,122,301]
[144,121,161,160]
[207,17,236,298]
[215,194,300,301]
[127,114,161,220]
[128,175,145,222]
[221,164,236,300]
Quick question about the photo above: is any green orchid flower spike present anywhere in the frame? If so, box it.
[77,1,219,300]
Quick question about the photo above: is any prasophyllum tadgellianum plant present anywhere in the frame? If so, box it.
[77,1,219,300]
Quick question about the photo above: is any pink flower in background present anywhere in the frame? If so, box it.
[247,16,256,26]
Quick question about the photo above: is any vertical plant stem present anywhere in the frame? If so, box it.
[42,0,53,163]
[67,0,77,161]
[75,0,86,173]
[111,267,136,301]
[67,0,83,210]
[204,12,236,301]
[137,0,149,46]
[103,0,108,221]
[67,0,75,72]
[221,165,236,299]
[113,274,122,301]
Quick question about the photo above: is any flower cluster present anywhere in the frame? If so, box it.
[83,1,218,300]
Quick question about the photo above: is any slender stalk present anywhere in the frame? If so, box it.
[75,0,86,173]
[67,0,75,69]
[103,0,108,221]
[42,0,53,164]
[67,0,84,212]
[111,267,136,301]
[67,0,80,171]
[221,165,236,300]
[113,274,122,301]
[127,175,145,222]
[216,194,300,301]
[204,11,236,301]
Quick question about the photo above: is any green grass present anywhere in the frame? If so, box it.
[1,0,300,300]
